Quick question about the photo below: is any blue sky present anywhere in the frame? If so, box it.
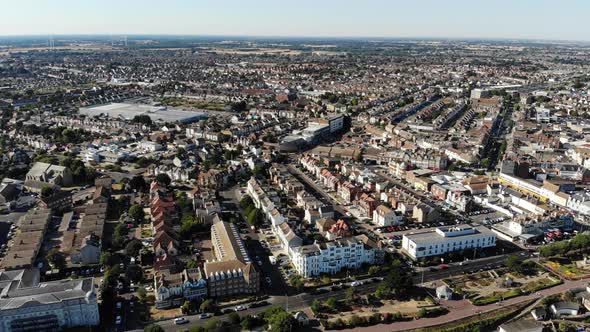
[0,0,588,41]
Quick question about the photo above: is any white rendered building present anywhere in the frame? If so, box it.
[402,225,496,260]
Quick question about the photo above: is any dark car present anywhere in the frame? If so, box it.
[249,301,270,308]
[330,285,341,291]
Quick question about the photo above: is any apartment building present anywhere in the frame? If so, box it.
[204,217,259,298]
[402,225,496,260]
[0,269,99,331]
[292,235,382,277]
[154,268,207,309]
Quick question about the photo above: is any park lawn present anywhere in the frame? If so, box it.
[472,288,522,306]
[521,277,562,293]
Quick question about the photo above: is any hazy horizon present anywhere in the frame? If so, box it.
[1,0,589,42]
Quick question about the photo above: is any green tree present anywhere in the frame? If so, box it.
[241,315,259,330]
[311,299,323,313]
[100,252,114,267]
[125,264,143,283]
[203,318,221,331]
[46,248,66,270]
[246,208,262,227]
[155,173,171,187]
[137,287,147,302]
[133,115,153,126]
[289,275,305,292]
[417,308,428,318]
[228,312,241,325]
[345,287,357,305]
[186,260,199,269]
[267,311,293,332]
[180,215,205,240]
[240,196,254,210]
[324,297,338,312]
[125,239,143,257]
[368,266,381,275]
[143,324,164,332]
[113,223,129,249]
[41,186,54,198]
[129,175,147,192]
[506,255,519,272]
[181,300,191,314]
[128,204,145,223]
[200,299,215,313]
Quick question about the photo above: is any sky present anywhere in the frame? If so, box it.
[0,0,589,41]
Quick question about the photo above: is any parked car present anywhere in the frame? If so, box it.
[199,313,212,319]
[235,305,247,311]
[174,317,189,325]
[350,281,363,287]
[249,301,270,308]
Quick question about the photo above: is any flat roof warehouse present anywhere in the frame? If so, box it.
[79,103,208,123]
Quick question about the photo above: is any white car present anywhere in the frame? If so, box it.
[174,317,188,325]
[235,305,247,311]
[115,316,122,325]
[199,313,212,319]
[350,281,363,287]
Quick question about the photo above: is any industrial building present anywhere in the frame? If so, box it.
[80,103,207,124]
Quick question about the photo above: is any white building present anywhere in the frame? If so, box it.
[292,236,381,277]
[153,165,190,183]
[372,205,403,226]
[0,269,99,331]
[247,177,285,228]
[138,140,163,152]
[402,225,496,260]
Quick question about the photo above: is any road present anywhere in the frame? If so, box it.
[287,164,348,216]
[143,251,528,331]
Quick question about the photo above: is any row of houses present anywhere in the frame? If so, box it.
[246,176,383,277]
[0,209,51,270]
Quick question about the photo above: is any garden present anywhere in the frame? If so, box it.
[444,258,562,306]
